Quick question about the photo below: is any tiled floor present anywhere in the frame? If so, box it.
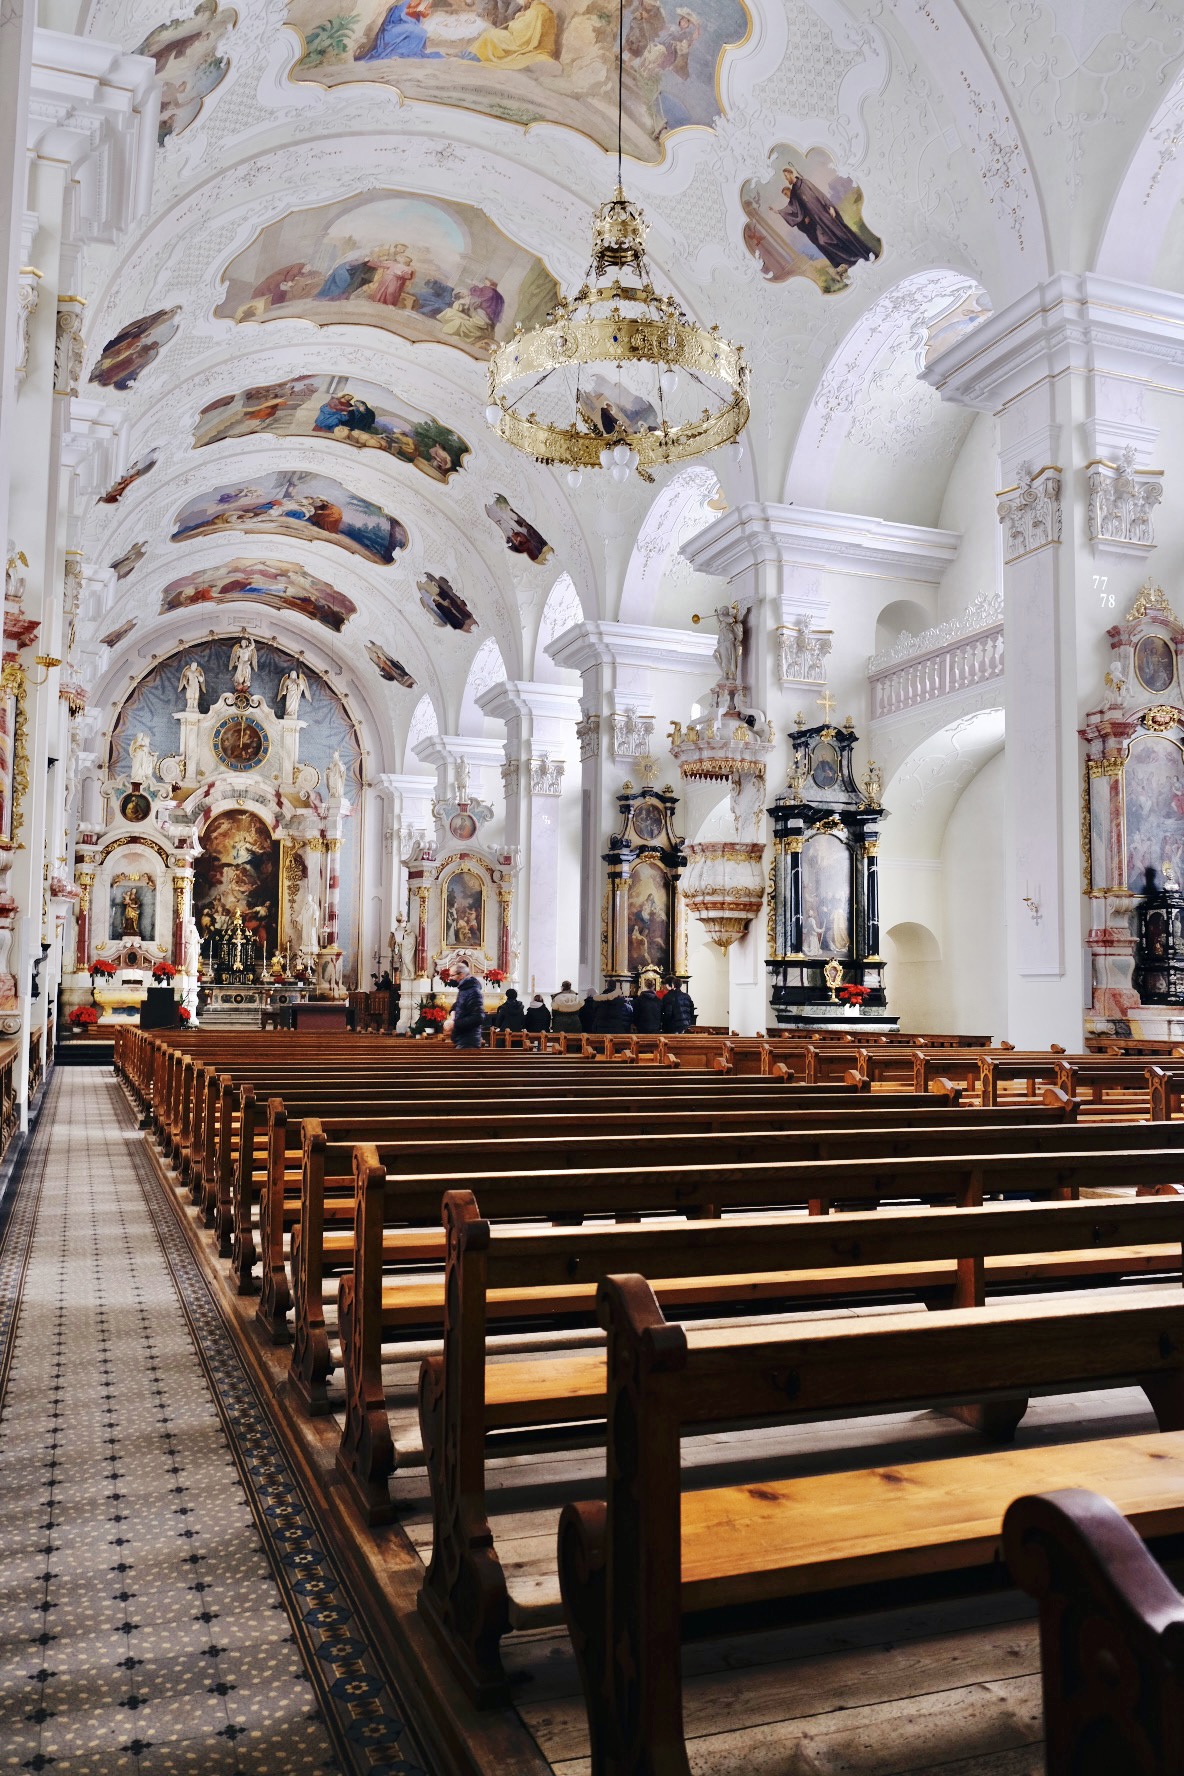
[0,1072,430,1776]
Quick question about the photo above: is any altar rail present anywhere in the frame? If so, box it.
[0,1038,19,1160]
[868,600,1004,720]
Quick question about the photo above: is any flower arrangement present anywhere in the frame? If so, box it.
[68,1004,99,1026]
[838,982,871,1006]
[90,958,117,977]
[420,1005,447,1025]
[438,967,452,984]
[152,961,178,982]
[485,968,506,984]
[178,1006,192,1023]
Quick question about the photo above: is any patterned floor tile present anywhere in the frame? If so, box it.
[0,1074,434,1776]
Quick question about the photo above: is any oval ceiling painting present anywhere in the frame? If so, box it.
[159,559,358,631]
[194,375,470,483]
[170,470,408,565]
[216,191,558,360]
[285,0,749,164]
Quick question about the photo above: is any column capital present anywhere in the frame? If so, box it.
[477,680,582,726]
[680,502,959,587]
[28,31,157,240]
[546,619,715,678]
[922,274,1184,412]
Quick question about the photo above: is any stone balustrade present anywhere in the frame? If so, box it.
[868,592,1004,720]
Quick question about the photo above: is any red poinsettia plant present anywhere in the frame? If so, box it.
[152,961,178,982]
[420,1004,447,1025]
[90,958,117,977]
[68,1004,99,1026]
[485,967,506,984]
[178,1006,192,1023]
[838,982,871,1006]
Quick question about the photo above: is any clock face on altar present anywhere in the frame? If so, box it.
[212,713,270,772]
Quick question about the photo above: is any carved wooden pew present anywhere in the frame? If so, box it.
[557,1281,1184,1776]
[1148,1065,1184,1121]
[1003,1486,1184,1776]
[420,1190,1184,1699]
[251,1083,959,1333]
[333,1129,1183,1511]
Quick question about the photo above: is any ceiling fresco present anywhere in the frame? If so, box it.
[109,542,149,581]
[97,453,159,506]
[193,375,471,483]
[484,494,552,563]
[366,642,417,685]
[417,573,478,631]
[133,0,238,141]
[169,471,409,565]
[158,558,360,630]
[741,144,881,291]
[214,191,560,359]
[90,308,182,389]
[284,0,749,164]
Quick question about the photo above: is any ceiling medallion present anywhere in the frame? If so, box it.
[484,1,749,486]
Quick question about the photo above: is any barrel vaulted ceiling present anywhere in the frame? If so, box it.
[58,0,1184,746]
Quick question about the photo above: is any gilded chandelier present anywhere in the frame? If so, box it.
[485,2,749,484]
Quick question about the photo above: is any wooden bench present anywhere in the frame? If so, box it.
[418,1189,1184,1699]
[557,1280,1184,1775]
[1003,1485,1184,1776]
[333,1131,1184,1509]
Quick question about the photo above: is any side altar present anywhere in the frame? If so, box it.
[765,713,895,1029]
[64,637,363,1026]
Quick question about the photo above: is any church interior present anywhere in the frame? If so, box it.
[7,1,1184,1772]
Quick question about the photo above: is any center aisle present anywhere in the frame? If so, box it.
[0,1069,431,1776]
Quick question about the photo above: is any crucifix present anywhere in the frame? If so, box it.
[816,689,837,721]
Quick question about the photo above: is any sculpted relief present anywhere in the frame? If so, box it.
[215,192,559,360]
[284,0,748,163]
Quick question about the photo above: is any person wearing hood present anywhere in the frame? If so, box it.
[632,982,663,1033]
[493,987,526,1032]
[577,989,597,1031]
[592,983,633,1033]
[446,959,485,1049]
[660,981,697,1033]
[524,993,551,1047]
[551,980,583,1034]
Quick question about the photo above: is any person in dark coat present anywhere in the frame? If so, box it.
[524,994,551,1034]
[632,985,663,1033]
[551,981,583,1034]
[447,960,485,1049]
[592,986,633,1033]
[577,990,597,1031]
[660,984,696,1033]
[493,987,526,1032]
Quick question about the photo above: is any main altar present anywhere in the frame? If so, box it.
[64,637,363,1026]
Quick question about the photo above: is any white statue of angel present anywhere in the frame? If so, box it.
[325,751,346,800]
[178,660,205,711]
[230,636,257,691]
[129,732,155,785]
[277,668,309,721]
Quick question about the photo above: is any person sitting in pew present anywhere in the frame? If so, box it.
[661,981,697,1033]
[523,993,551,1047]
[492,987,526,1034]
[633,982,663,1033]
[592,984,633,1033]
[551,981,583,1034]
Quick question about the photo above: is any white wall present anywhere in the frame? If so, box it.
[941,751,1007,1039]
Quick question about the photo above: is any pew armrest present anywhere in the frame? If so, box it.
[1004,1488,1184,1776]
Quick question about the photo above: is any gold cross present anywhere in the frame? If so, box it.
[816,689,836,720]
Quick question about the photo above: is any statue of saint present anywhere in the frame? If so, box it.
[325,751,346,800]
[230,636,257,691]
[178,660,205,711]
[121,887,141,935]
[713,602,744,687]
[129,732,155,785]
[454,754,470,804]
[295,883,320,958]
[277,668,309,721]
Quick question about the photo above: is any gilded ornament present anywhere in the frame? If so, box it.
[1126,582,1174,622]
[1087,756,1126,776]
[1142,706,1181,733]
[1080,774,1092,894]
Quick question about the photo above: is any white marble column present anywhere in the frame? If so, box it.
[478,680,580,993]
[924,274,1184,1045]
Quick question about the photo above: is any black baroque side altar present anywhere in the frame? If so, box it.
[765,721,894,1027]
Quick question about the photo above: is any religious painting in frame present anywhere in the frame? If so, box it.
[741,144,882,294]
[627,854,670,976]
[216,191,559,361]
[1135,634,1176,695]
[193,809,280,955]
[109,878,157,943]
[443,866,484,948]
[159,559,357,632]
[283,0,750,166]
[170,470,407,565]
[1124,734,1184,891]
[193,375,471,483]
[800,830,851,956]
